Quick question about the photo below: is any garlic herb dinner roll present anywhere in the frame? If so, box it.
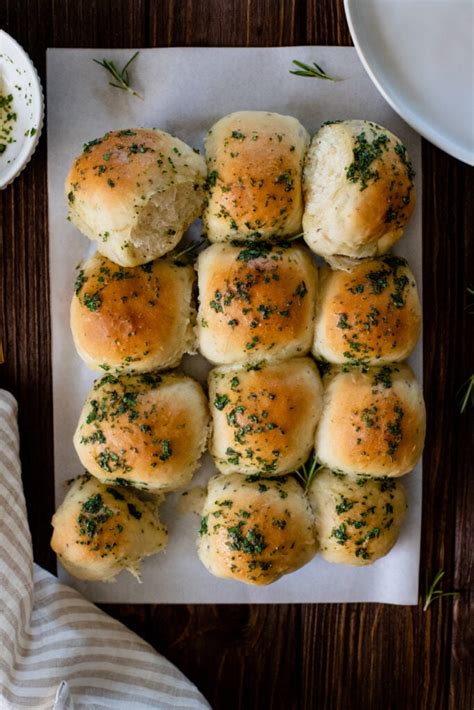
[197,473,317,585]
[51,474,167,581]
[65,128,207,266]
[208,358,323,475]
[313,255,421,366]
[74,372,209,492]
[204,111,310,242]
[308,468,407,566]
[303,120,416,266]
[197,242,317,365]
[315,364,425,478]
[71,252,195,373]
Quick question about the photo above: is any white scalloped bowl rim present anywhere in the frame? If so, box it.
[0,30,44,189]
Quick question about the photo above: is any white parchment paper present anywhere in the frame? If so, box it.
[47,47,422,604]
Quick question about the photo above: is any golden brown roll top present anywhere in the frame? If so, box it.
[303,120,416,267]
[315,364,425,477]
[73,371,210,492]
[197,473,317,585]
[51,474,168,581]
[208,358,323,475]
[71,252,195,373]
[313,255,421,365]
[204,111,310,242]
[308,468,407,565]
[197,242,318,365]
[65,128,207,266]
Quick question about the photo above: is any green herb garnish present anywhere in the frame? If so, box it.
[423,569,459,611]
[83,292,102,312]
[93,51,142,98]
[289,59,336,81]
[236,242,272,262]
[458,286,474,413]
[160,439,172,461]
[346,131,390,191]
[459,374,474,413]
[331,523,349,545]
[294,452,324,495]
[226,521,267,554]
[214,393,230,410]
[199,515,209,536]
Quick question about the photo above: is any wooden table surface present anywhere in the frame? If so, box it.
[0,1,472,708]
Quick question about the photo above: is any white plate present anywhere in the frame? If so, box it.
[0,30,44,188]
[344,0,474,165]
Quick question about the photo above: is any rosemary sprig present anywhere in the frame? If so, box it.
[289,59,336,81]
[294,452,324,495]
[459,286,473,412]
[173,235,208,264]
[458,374,474,413]
[423,569,459,611]
[93,51,142,98]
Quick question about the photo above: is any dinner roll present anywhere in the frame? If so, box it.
[313,255,421,366]
[197,242,317,365]
[51,474,167,581]
[74,371,209,492]
[308,468,407,565]
[65,128,206,266]
[303,120,416,267]
[197,473,317,585]
[208,358,323,475]
[204,111,309,242]
[71,252,195,373]
[315,364,425,477]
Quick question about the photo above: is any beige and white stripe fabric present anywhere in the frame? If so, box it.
[0,389,210,710]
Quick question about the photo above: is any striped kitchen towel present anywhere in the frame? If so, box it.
[0,390,210,710]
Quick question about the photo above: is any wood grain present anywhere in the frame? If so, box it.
[0,1,472,708]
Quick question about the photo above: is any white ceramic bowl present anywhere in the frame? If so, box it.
[344,0,474,166]
[0,30,44,188]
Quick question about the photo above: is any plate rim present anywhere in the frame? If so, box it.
[344,0,474,166]
[0,29,44,189]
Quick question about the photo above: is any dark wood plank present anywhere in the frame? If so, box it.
[0,1,471,709]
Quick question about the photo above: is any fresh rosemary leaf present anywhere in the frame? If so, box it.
[93,51,142,98]
[423,569,459,611]
[294,452,324,495]
[459,374,474,413]
[459,286,473,413]
[289,59,336,81]
[172,236,209,264]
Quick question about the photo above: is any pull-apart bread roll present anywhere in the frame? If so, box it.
[198,473,317,585]
[197,242,317,365]
[74,372,209,492]
[71,252,195,373]
[303,120,415,267]
[51,474,167,581]
[65,128,206,266]
[308,468,407,565]
[313,255,421,366]
[208,358,323,475]
[204,111,310,242]
[315,364,425,478]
